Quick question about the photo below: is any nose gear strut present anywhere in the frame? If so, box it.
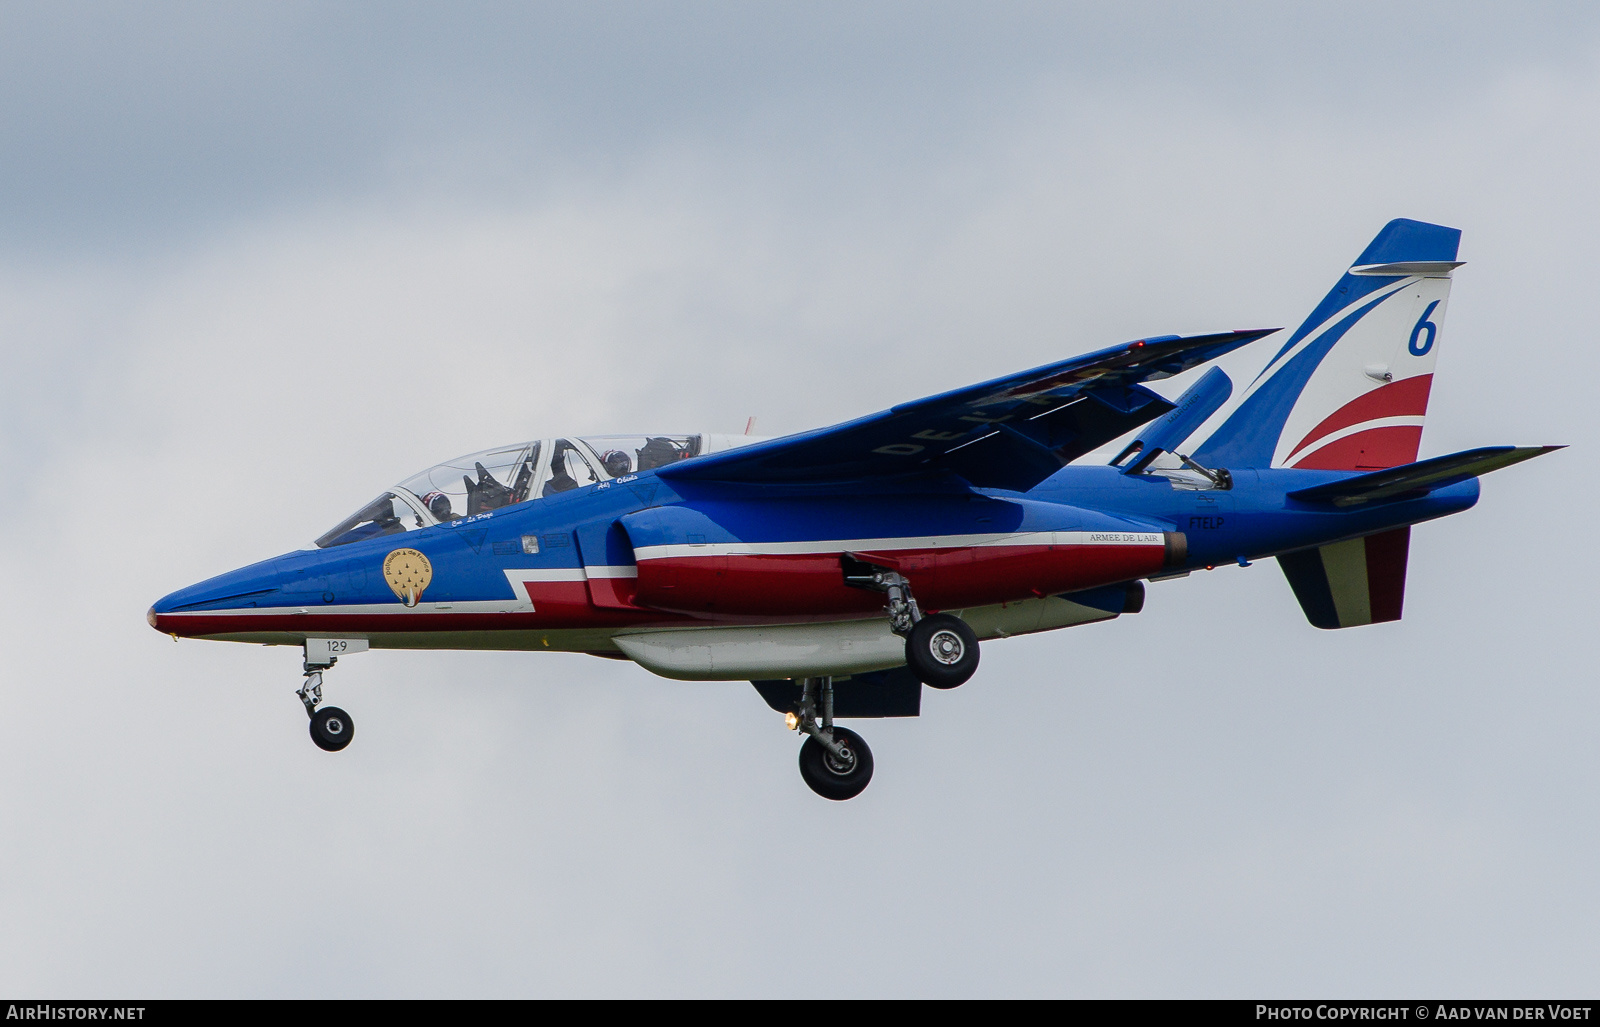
[296,658,328,717]
[298,642,356,752]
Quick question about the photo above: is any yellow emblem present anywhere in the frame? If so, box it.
[383,548,433,608]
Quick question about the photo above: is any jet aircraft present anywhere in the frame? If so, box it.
[150,219,1558,799]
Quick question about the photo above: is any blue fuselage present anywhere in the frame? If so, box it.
[149,464,1478,647]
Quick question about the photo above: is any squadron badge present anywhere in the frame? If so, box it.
[383,548,433,608]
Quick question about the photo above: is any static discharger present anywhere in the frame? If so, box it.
[383,548,433,608]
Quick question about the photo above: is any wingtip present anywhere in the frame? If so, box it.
[1495,444,1567,466]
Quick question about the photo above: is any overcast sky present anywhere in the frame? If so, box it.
[0,2,1596,997]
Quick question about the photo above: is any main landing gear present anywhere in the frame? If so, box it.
[786,565,979,799]
[845,561,980,689]
[790,677,874,800]
[297,646,355,752]
[905,614,979,690]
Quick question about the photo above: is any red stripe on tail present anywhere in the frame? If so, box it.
[1291,425,1424,471]
[1286,374,1433,461]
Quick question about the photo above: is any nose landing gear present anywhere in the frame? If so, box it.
[790,677,874,800]
[297,638,364,752]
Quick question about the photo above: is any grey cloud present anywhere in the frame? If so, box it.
[2,3,1598,252]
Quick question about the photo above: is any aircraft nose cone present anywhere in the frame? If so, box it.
[148,587,189,635]
[149,553,288,638]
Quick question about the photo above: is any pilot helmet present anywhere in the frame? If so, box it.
[601,450,632,477]
[423,491,454,519]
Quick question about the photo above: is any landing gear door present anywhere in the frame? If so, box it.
[575,520,639,609]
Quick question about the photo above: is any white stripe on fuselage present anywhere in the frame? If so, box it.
[631,530,1163,562]
[498,567,633,586]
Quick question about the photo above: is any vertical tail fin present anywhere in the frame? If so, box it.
[1193,219,1462,471]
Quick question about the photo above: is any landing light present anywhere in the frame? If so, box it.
[784,712,799,731]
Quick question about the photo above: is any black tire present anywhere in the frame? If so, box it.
[310,706,354,752]
[905,613,979,689]
[798,726,874,801]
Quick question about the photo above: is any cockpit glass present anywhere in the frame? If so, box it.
[542,439,599,497]
[315,492,426,549]
[397,442,540,521]
[580,435,701,477]
[313,435,706,548]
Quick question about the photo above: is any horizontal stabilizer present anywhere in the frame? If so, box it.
[1348,261,1465,278]
[1286,445,1563,507]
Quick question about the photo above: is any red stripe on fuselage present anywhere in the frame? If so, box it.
[586,575,639,610]
[154,603,677,639]
[156,540,1168,639]
[635,552,883,617]
[633,542,1167,617]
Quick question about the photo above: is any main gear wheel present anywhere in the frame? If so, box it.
[905,613,979,689]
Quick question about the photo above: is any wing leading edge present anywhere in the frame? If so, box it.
[660,330,1278,491]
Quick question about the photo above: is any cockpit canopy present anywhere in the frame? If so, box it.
[315,434,716,549]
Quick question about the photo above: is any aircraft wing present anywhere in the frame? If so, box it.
[659,329,1278,491]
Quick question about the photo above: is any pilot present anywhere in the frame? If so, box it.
[601,449,632,477]
[424,491,459,522]
[636,436,684,471]
[543,444,579,496]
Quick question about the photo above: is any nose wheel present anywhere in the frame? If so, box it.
[296,640,360,752]
[310,705,354,752]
